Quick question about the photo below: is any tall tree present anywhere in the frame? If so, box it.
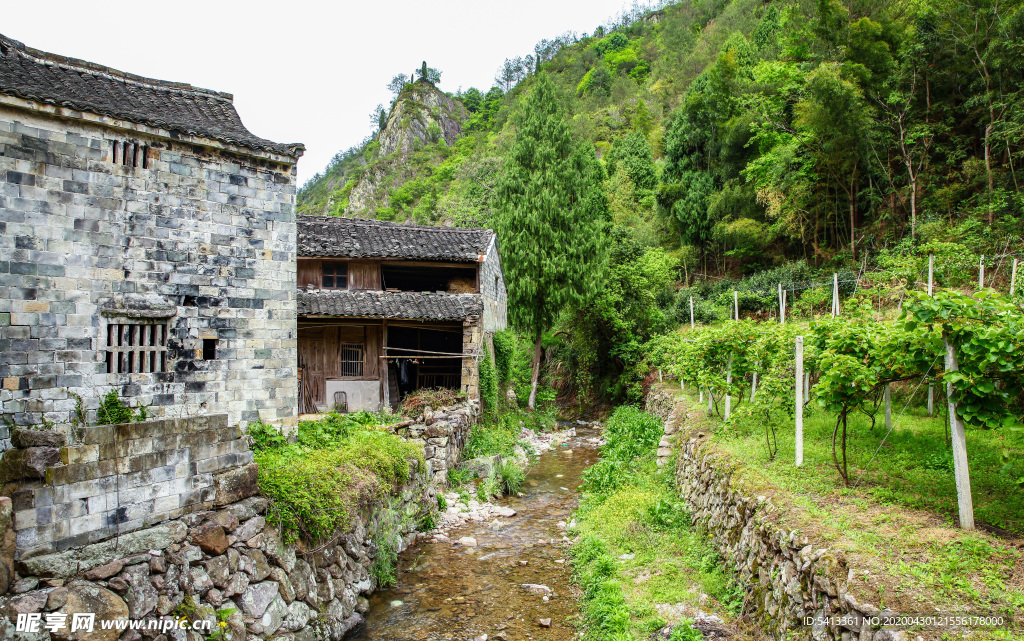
[496,75,609,408]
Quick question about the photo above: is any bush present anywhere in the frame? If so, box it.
[255,417,423,543]
[498,459,525,495]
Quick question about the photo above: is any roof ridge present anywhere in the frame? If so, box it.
[299,214,493,235]
[1,32,233,101]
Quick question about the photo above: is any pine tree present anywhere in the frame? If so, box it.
[496,74,609,409]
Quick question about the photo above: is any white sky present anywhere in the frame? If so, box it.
[5,0,638,185]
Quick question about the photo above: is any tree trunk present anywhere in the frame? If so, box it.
[527,334,543,410]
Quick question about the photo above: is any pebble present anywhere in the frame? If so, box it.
[458,537,478,547]
[538,618,552,627]
[619,553,635,560]
[390,600,403,608]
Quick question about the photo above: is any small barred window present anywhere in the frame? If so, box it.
[106,322,167,374]
[339,343,363,377]
[112,140,149,169]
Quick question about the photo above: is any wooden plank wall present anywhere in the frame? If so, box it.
[298,324,384,406]
[296,259,381,291]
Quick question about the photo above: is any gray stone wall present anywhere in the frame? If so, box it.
[394,399,479,486]
[6,415,256,560]
[2,467,431,641]
[479,238,507,334]
[0,102,299,435]
[645,386,907,641]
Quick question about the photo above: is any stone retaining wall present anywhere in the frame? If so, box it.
[0,459,431,641]
[393,399,479,486]
[645,385,905,641]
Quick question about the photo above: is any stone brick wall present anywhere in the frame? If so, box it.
[0,99,299,435]
[479,238,507,334]
[461,315,482,401]
[6,414,256,560]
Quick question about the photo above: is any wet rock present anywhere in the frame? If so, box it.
[457,537,477,547]
[538,618,552,628]
[521,584,552,596]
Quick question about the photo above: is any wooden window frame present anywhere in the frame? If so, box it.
[322,262,349,290]
[105,321,168,374]
[339,343,364,377]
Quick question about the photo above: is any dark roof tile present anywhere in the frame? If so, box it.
[298,216,493,262]
[298,290,482,321]
[0,33,302,157]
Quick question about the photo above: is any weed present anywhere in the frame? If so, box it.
[498,459,525,495]
[96,390,148,425]
[447,468,474,488]
[437,494,448,511]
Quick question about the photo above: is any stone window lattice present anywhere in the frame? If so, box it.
[339,343,363,377]
[112,140,148,168]
[105,322,167,374]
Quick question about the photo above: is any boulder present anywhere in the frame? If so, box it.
[0,498,15,595]
[2,448,61,481]
[213,463,259,506]
[232,516,265,542]
[192,522,229,556]
[12,429,66,449]
[53,582,129,641]
[238,581,279,618]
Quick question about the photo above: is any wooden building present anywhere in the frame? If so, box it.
[296,216,507,413]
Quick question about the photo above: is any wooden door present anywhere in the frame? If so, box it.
[298,328,326,406]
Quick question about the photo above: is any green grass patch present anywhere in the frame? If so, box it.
[572,406,740,640]
[253,412,423,544]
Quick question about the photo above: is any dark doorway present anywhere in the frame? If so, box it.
[386,325,462,402]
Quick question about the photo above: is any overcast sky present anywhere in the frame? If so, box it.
[5,0,640,185]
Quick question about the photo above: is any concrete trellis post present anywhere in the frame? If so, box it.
[1011,258,1018,296]
[795,336,804,466]
[750,368,758,402]
[884,384,892,431]
[832,273,839,317]
[943,334,975,530]
[979,255,985,288]
[708,387,713,412]
[734,290,739,321]
[778,283,784,324]
[804,370,810,402]
[689,296,695,329]
[699,387,704,403]
[724,357,733,420]
[928,254,934,414]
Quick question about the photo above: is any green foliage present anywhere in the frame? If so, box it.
[583,406,663,495]
[96,390,148,425]
[479,349,498,415]
[463,411,523,460]
[498,458,525,495]
[492,330,515,385]
[248,420,288,451]
[255,415,422,544]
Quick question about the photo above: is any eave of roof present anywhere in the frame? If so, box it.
[0,33,303,158]
[297,290,483,321]
[298,215,495,262]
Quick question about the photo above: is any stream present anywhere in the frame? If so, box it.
[352,427,599,640]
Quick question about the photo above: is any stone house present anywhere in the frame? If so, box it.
[296,216,507,412]
[0,33,304,438]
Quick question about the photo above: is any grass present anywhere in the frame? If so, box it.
[572,406,742,641]
[666,383,1024,634]
[253,411,424,544]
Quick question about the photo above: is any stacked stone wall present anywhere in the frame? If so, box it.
[0,102,298,435]
[393,399,479,486]
[5,415,256,560]
[645,386,906,641]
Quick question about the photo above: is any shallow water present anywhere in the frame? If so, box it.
[353,428,599,641]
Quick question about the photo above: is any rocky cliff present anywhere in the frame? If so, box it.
[345,79,468,217]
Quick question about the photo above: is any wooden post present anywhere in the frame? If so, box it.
[1011,258,1018,296]
[689,296,695,329]
[734,290,739,321]
[724,357,733,420]
[795,336,804,466]
[943,333,975,530]
[928,253,934,296]
[884,384,892,431]
[979,255,985,288]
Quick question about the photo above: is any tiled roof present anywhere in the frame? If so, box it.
[298,216,493,262]
[0,33,303,158]
[298,290,482,321]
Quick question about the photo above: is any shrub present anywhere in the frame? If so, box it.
[96,390,148,425]
[248,421,287,451]
[480,350,498,414]
[498,459,525,495]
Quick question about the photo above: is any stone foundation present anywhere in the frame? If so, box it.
[645,385,905,641]
[392,399,479,486]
